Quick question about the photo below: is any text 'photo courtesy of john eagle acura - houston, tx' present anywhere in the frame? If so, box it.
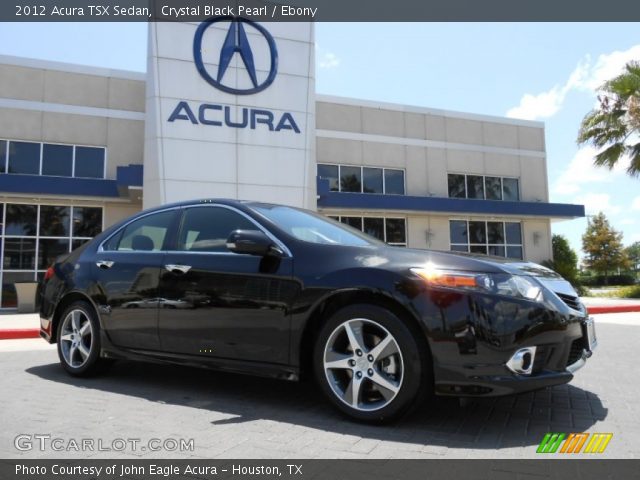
[38,200,597,422]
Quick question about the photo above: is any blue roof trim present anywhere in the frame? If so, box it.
[0,173,120,198]
[317,178,585,218]
[116,164,143,187]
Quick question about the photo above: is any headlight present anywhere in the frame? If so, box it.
[411,265,542,302]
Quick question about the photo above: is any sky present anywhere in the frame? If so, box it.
[0,22,639,259]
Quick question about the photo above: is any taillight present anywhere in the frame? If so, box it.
[44,266,55,282]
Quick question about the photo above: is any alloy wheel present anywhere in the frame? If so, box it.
[59,309,94,368]
[323,318,404,412]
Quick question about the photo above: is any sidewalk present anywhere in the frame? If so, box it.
[1,296,639,340]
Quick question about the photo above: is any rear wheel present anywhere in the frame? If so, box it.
[57,301,105,376]
[314,304,431,423]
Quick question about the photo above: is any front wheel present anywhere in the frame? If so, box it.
[313,304,431,423]
[57,301,106,376]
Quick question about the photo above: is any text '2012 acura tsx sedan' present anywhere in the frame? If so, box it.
[40,199,597,422]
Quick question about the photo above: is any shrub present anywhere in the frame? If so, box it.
[616,285,640,299]
[580,274,636,287]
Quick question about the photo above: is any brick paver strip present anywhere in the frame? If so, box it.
[0,323,636,459]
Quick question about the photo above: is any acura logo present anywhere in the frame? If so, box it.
[193,16,278,95]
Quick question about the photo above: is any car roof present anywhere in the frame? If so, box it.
[143,198,282,213]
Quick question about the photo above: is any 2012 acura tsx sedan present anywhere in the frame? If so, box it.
[40,199,597,422]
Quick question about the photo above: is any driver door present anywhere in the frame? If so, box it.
[157,205,297,365]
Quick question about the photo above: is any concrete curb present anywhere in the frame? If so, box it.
[587,305,640,315]
[0,329,40,340]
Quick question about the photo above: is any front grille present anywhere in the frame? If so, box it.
[567,338,585,366]
[556,292,582,311]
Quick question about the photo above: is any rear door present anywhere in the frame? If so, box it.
[94,209,178,350]
[157,205,297,364]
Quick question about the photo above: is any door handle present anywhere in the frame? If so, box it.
[165,264,192,274]
[96,260,114,269]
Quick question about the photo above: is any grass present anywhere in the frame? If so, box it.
[598,285,640,299]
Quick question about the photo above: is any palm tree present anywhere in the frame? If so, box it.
[577,61,640,177]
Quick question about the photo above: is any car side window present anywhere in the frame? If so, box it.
[178,207,256,253]
[107,210,176,252]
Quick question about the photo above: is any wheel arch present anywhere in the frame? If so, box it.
[50,291,100,343]
[298,289,432,379]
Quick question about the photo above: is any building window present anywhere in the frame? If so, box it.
[447,173,520,201]
[363,167,383,193]
[484,176,502,200]
[340,166,362,192]
[317,164,339,191]
[0,140,6,173]
[330,215,407,246]
[449,220,523,259]
[384,169,405,195]
[448,174,466,198]
[318,164,405,195]
[502,177,520,202]
[0,203,103,308]
[0,139,106,179]
[75,146,105,178]
[8,141,40,175]
[42,144,73,177]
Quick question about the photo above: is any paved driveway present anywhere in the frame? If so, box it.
[0,318,637,459]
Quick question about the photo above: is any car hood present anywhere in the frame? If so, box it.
[373,246,561,278]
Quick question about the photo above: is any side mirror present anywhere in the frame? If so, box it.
[226,230,275,256]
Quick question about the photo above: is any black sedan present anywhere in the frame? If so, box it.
[40,199,596,422]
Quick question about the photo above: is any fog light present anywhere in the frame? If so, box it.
[506,346,537,375]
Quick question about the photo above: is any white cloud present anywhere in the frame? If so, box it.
[505,87,566,121]
[632,196,640,211]
[506,44,640,121]
[582,45,640,91]
[573,193,622,216]
[552,146,631,196]
[316,45,340,69]
[620,218,637,226]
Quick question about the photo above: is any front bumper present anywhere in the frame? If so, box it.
[418,280,598,397]
[433,316,596,397]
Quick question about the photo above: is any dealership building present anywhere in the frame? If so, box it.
[0,20,584,308]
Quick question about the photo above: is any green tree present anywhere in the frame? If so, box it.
[626,241,640,279]
[543,234,579,285]
[582,212,630,284]
[577,61,640,177]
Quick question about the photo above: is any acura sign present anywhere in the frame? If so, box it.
[168,16,300,134]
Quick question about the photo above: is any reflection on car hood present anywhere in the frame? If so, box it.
[374,246,561,278]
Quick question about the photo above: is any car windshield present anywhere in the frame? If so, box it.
[252,205,382,247]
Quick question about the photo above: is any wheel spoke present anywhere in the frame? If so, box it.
[324,351,352,370]
[344,320,366,353]
[69,344,78,365]
[79,321,91,337]
[369,334,398,362]
[71,311,82,331]
[370,371,400,400]
[77,342,90,360]
[344,375,363,407]
[60,333,73,342]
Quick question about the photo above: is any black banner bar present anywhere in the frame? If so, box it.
[2,460,640,480]
[2,0,640,22]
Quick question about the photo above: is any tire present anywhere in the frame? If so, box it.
[313,304,432,423]
[56,301,106,376]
